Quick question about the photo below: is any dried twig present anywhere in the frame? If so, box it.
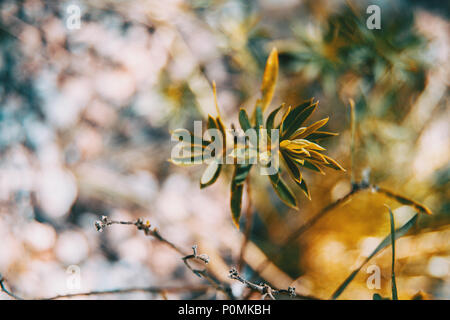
[182,245,233,298]
[44,285,209,300]
[228,268,296,300]
[95,216,185,255]
[0,275,209,300]
[95,216,234,299]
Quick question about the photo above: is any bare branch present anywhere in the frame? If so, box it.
[95,217,234,299]
[43,285,210,300]
[95,216,186,255]
[228,268,296,300]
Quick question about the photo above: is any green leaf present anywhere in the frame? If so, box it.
[255,106,263,129]
[216,116,227,150]
[268,171,297,209]
[282,101,318,139]
[307,131,339,141]
[322,155,346,172]
[281,100,312,130]
[387,206,398,300]
[331,213,418,300]
[278,105,292,134]
[200,161,222,189]
[239,109,252,131]
[302,160,325,174]
[207,115,218,130]
[266,105,283,136]
[282,153,302,183]
[231,166,244,229]
[378,187,432,215]
[296,179,311,200]
[233,164,252,186]
[260,47,278,112]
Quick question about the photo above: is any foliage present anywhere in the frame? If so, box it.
[172,48,346,227]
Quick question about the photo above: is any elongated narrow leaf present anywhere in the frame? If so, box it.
[296,179,311,200]
[200,161,221,189]
[282,101,318,139]
[268,172,297,209]
[378,187,432,215]
[266,105,283,132]
[278,105,291,133]
[260,48,278,112]
[307,131,339,141]
[230,166,244,229]
[239,109,252,131]
[234,164,252,186]
[207,115,218,130]
[290,117,329,140]
[282,153,302,183]
[308,150,329,164]
[388,206,398,300]
[303,160,325,175]
[216,116,227,153]
[255,106,263,129]
[281,100,313,133]
[322,155,346,172]
[331,213,418,300]
[289,127,306,139]
[285,148,310,158]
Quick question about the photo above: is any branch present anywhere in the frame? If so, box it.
[0,276,209,300]
[181,245,233,298]
[95,216,185,255]
[228,268,296,300]
[44,285,210,300]
[95,216,234,299]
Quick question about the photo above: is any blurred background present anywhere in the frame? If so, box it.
[0,0,448,300]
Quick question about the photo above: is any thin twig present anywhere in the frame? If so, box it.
[0,275,209,300]
[95,216,186,255]
[182,245,233,299]
[229,268,296,300]
[43,285,209,300]
[96,216,234,299]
